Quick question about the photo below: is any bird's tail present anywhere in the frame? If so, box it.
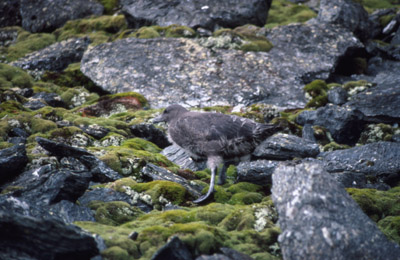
[254,123,282,142]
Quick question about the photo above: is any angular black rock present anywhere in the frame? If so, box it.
[219,247,254,260]
[327,87,348,105]
[320,141,400,187]
[0,0,21,28]
[141,163,202,198]
[12,37,90,71]
[253,133,320,160]
[36,137,92,157]
[20,0,103,33]
[151,236,192,260]
[121,0,271,31]
[0,211,99,260]
[30,92,66,107]
[23,99,47,110]
[79,124,110,139]
[236,160,278,186]
[296,104,365,145]
[317,0,375,41]
[0,144,28,184]
[78,188,133,207]
[195,254,230,260]
[48,200,95,223]
[130,123,171,148]
[272,161,400,260]
[346,83,400,123]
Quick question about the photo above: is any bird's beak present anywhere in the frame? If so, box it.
[152,115,164,124]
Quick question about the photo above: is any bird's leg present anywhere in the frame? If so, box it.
[217,163,229,185]
[193,166,216,204]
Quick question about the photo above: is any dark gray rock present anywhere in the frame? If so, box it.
[79,124,110,139]
[151,236,192,260]
[296,104,365,145]
[271,161,400,260]
[253,133,320,160]
[30,92,66,108]
[0,211,99,260]
[20,0,103,33]
[0,27,19,47]
[220,247,254,260]
[317,0,375,41]
[130,123,170,148]
[141,163,202,198]
[391,26,400,45]
[301,124,317,142]
[161,144,206,172]
[78,188,133,207]
[320,142,400,187]
[36,137,122,182]
[23,99,47,110]
[0,0,21,28]
[12,37,90,71]
[81,22,362,108]
[121,0,271,31]
[0,144,28,184]
[236,160,278,186]
[346,83,400,123]
[48,200,95,223]
[196,254,230,260]
[327,87,348,105]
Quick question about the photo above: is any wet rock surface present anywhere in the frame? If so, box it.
[272,161,400,260]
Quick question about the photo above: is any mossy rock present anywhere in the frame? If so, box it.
[353,0,400,13]
[89,201,144,226]
[347,187,400,222]
[219,207,255,231]
[49,126,83,139]
[304,79,329,108]
[101,246,130,260]
[0,100,29,118]
[378,216,400,245]
[165,25,196,38]
[0,63,33,90]
[54,15,127,45]
[358,123,397,144]
[3,29,56,62]
[121,138,162,153]
[322,141,351,152]
[128,24,196,39]
[131,26,161,39]
[98,0,120,15]
[265,0,317,28]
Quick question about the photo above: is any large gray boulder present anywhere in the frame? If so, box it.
[20,0,103,33]
[81,22,363,108]
[121,0,271,31]
[0,0,21,28]
[272,161,400,260]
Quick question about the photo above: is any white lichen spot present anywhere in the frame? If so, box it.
[254,207,275,232]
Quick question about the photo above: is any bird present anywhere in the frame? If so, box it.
[153,104,281,203]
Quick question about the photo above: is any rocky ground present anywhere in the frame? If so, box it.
[1,0,400,259]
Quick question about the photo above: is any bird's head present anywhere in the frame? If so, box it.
[153,104,188,124]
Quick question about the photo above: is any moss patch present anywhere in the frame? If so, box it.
[265,0,317,28]
[89,201,144,226]
[304,79,329,108]
[0,63,34,90]
[127,24,196,39]
[378,216,400,244]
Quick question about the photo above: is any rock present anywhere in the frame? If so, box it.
[196,255,230,260]
[79,124,110,139]
[236,160,278,186]
[121,0,271,31]
[141,163,202,198]
[0,26,19,48]
[0,211,99,259]
[220,247,254,260]
[253,133,320,160]
[271,161,400,260]
[79,155,122,183]
[161,144,206,172]
[320,142,400,187]
[0,144,28,184]
[30,92,66,108]
[391,26,400,45]
[78,188,133,206]
[11,37,90,71]
[81,22,362,108]
[0,0,21,28]
[151,236,192,260]
[20,0,103,33]
[48,200,95,223]
[130,123,171,149]
[23,99,47,110]
[316,0,374,41]
[36,137,92,158]
[296,104,365,145]
[346,83,400,123]
[327,87,348,105]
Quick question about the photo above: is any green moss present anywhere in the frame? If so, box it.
[347,187,400,222]
[0,100,29,117]
[121,138,161,153]
[54,15,127,45]
[219,207,255,231]
[98,0,120,15]
[89,201,144,226]
[0,63,33,90]
[30,117,58,134]
[354,0,400,12]
[131,26,161,39]
[165,25,196,38]
[265,0,317,28]
[304,79,329,108]
[128,24,196,39]
[343,80,370,91]
[378,216,400,244]
[5,30,56,61]
[358,123,396,144]
[228,192,263,205]
[49,126,82,139]
[226,182,262,194]
[240,40,273,52]
[101,246,130,260]
[322,142,351,152]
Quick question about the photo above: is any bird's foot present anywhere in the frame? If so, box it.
[193,192,214,204]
